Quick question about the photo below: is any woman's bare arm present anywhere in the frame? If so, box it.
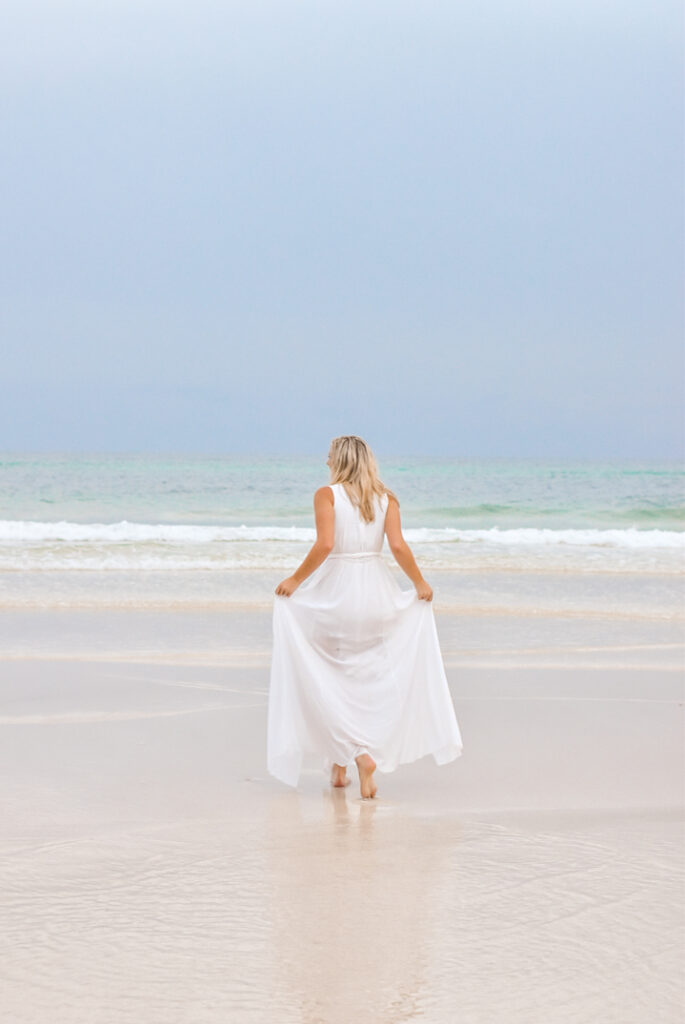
[384,496,433,601]
[275,487,335,596]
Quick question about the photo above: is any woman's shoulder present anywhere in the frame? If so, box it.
[314,484,335,504]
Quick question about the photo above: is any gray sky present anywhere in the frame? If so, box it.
[1,0,683,457]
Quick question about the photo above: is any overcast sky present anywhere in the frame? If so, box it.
[1,0,682,457]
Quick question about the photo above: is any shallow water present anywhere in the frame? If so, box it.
[2,805,682,1024]
[1,649,682,1024]
[1,572,682,675]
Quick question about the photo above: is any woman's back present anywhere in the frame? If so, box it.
[330,483,388,556]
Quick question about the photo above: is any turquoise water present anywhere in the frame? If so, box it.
[2,453,683,528]
[1,453,683,579]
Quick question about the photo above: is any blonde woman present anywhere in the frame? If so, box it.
[268,436,463,799]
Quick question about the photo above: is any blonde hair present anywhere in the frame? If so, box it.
[328,435,397,523]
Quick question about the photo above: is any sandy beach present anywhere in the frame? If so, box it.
[1,587,683,1024]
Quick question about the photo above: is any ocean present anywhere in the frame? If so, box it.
[2,453,683,565]
[1,453,684,633]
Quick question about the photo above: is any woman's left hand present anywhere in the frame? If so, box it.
[275,576,300,597]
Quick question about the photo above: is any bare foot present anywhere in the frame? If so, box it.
[355,753,377,799]
[330,763,350,787]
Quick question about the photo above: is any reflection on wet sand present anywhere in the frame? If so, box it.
[265,784,459,1024]
[262,785,684,1024]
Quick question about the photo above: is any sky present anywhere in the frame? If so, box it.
[1,0,683,458]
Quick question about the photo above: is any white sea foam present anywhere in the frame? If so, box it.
[0,520,682,577]
[406,526,685,549]
[1,520,684,548]
[0,521,314,543]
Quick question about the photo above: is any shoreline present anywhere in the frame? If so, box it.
[2,655,682,812]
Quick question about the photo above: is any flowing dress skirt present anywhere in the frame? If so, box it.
[267,552,463,787]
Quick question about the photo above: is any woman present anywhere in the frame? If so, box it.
[267,436,463,799]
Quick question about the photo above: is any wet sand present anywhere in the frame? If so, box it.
[1,646,683,1023]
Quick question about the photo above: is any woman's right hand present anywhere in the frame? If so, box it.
[415,579,433,602]
[275,576,300,597]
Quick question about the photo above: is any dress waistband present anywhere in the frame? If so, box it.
[328,551,382,560]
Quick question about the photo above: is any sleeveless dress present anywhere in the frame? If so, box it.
[267,483,463,786]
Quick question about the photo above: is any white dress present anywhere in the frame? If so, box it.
[267,483,463,786]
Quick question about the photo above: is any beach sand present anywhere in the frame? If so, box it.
[1,602,683,1023]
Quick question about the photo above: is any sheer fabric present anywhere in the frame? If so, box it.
[267,483,463,785]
